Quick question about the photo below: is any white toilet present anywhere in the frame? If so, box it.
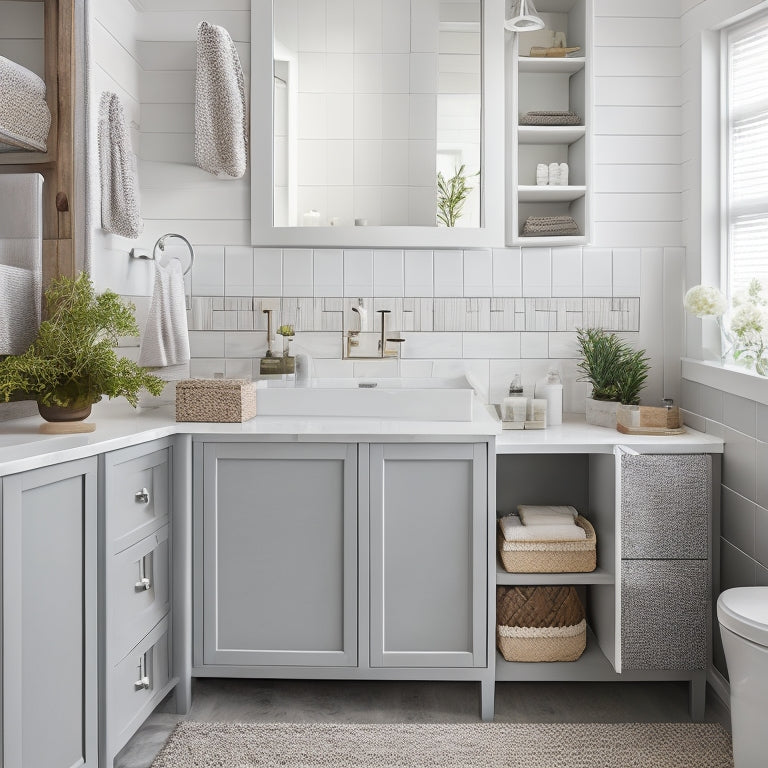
[717,587,768,768]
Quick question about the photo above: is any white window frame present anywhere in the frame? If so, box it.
[721,12,768,304]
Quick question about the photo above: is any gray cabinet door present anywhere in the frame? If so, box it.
[615,449,712,673]
[2,457,98,768]
[369,443,487,668]
[199,442,358,667]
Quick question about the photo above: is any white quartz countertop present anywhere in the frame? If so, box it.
[0,398,723,477]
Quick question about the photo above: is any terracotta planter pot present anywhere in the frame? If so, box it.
[585,397,619,428]
[37,403,93,422]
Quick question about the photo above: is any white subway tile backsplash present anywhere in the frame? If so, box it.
[402,332,462,358]
[293,331,343,359]
[191,246,225,296]
[326,0,354,53]
[382,0,410,52]
[410,0,439,52]
[188,331,225,359]
[489,360,523,404]
[225,358,254,379]
[298,52,327,93]
[225,331,266,359]
[548,332,579,359]
[327,140,354,185]
[463,249,493,297]
[298,94,327,139]
[398,360,434,377]
[382,53,410,93]
[326,54,354,94]
[354,53,383,93]
[522,248,552,297]
[373,250,404,296]
[432,359,490,404]
[520,332,549,358]
[613,248,642,296]
[409,53,438,94]
[253,249,282,297]
[433,250,463,297]
[354,94,383,139]
[404,250,433,296]
[381,94,410,139]
[463,332,520,359]
[190,358,226,378]
[354,360,400,377]
[313,249,344,297]
[551,248,583,297]
[354,0,382,52]
[225,246,254,297]
[326,93,354,138]
[409,95,438,140]
[381,187,411,225]
[493,249,522,297]
[283,249,314,297]
[583,248,613,297]
[312,359,355,378]
[344,249,374,296]
[381,141,410,185]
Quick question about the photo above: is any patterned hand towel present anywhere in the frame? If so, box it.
[98,92,143,238]
[0,56,51,152]
[195,21,247,179]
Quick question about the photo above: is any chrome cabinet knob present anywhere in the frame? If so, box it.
[135,488,150,504]
[134,676,150,691]
[134,577,151,592]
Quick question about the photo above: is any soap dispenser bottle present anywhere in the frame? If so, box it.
[535,368,563,426]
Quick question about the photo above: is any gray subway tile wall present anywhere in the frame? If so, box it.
[682,379,768,677]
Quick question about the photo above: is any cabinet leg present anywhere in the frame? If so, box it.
[688,673,706,721]
[480,678,495,722]
[174,676,192,715]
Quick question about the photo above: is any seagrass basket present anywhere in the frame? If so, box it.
[497,585,586,663]
[498,515,596,574]
[175,378,258,422]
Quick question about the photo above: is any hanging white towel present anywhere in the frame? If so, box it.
[194,21,247,179]
[0,173,43,355]
[0,56,51,152]
[138,259,190,369]
[98,91,143,239]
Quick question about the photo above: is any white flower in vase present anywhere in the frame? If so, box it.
[683,285,728,318]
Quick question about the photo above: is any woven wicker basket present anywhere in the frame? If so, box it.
[175,378,258,423]
[497,586,587,662]
[498,515,596,573]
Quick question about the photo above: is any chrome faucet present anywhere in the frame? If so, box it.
[377,310,405,358]
[343,302,405,359]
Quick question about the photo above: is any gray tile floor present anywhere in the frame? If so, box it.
[115,679,731,768]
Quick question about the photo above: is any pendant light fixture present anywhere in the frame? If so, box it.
[504,0,545,32]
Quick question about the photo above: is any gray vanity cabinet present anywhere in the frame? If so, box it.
[197,442,359,667]
[369,443,488,668]
[1,457,98,768]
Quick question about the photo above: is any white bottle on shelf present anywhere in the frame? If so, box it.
[535,368,563,426]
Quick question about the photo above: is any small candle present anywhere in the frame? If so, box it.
[302,209,321,226]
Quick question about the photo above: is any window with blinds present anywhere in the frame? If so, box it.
[725,14,768,297]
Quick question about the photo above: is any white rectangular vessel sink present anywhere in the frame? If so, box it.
[255,376,475,421]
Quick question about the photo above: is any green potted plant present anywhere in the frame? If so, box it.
[576,328,650,427]
[437,165,478,227]
[0,273,164,422]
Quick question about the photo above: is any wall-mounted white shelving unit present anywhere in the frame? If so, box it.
[506,0,592,246]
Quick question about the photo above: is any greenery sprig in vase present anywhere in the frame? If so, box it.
[437,165,478,227]
[0,273,164,418]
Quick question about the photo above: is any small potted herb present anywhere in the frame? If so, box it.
[576,328,650,427]
[437,165,478,227]
[0,273,164,422]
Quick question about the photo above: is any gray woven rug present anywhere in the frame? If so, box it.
[151,721,733,767]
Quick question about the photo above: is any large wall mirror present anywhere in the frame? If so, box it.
[252,0,505,247]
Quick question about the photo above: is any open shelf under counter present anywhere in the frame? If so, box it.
[517,125,586,145]
[518,185,586,203]
[496,560,614,586]
[496,627,617,682]
[518,56,586,75]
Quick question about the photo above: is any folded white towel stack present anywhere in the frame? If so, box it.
[499,514,586,542]
[0,173,43,355]
[195,21,248,179]
[98,92,143,238]
[518,505,578,526]
[0,56,51,152]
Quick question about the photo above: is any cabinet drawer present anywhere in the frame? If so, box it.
[110,527,170,662]
[620,454,711,559]
[621,559,709,671]
[108,447,170,553]
[110,619,171,747]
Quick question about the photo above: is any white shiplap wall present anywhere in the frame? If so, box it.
[0,1,45,77]
[89,0,688,408]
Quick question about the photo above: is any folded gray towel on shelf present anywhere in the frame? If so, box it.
[519,110,581,126]
[99,91,143,239]
[0,56,51,152]
[522,216,581,236]
[195,21,248,179]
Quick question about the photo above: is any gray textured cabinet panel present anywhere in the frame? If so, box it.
[369,444,487,668]
[199,442,358,667]
[2,458,98,768]
[621,559,709,670]
[620,454,711,560]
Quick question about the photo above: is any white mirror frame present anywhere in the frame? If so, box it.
[250,0,505,248]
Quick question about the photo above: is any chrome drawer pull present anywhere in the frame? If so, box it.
[135,488,150,504]
[134,654,151,690]
[135,577,151,592]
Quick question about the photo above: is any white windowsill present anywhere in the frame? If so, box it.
[681,358,768,406]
